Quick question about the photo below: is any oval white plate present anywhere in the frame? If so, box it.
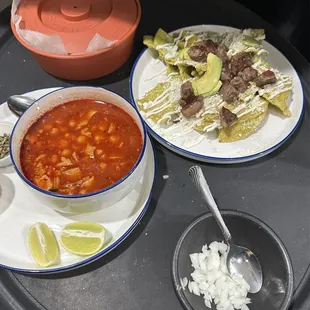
[0,88,155,273]
[130,25,304,164]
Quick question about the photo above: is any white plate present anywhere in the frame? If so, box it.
[0,88,155,273]
[130,25,304,164]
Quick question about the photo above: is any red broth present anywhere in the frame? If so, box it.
[20,99,143,195]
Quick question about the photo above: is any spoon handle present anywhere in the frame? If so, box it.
[189,166,234,244]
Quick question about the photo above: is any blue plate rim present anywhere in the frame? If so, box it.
[129,29,305,163]
[0,136,156,274]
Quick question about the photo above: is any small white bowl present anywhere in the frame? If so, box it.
[0,122,13,168]
[10,87,147,214]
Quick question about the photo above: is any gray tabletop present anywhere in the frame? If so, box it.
[0,1,310,309]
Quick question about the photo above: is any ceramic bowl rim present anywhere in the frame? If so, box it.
[10,86,147,199]
[10,0,141,60]
[171,210,294,310]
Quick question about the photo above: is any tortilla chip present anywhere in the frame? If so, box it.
[139,28,294,142]
[262,90,292,117]
[166,64,178,76]
[178,65,192,80]
[154,28,174,45]
[143,35,155,49]
[138,82,170,111]
[148,101,179,124]
[194,113,219,132]
[218,99,268,142]
[138,80,180,125]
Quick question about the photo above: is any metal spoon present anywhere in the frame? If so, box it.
[188,165,263,294]
[7,95,35,117]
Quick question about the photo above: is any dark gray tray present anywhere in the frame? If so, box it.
[0,1,310,309]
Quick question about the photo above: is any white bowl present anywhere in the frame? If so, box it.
[10,87,147,214]
[0,122,13,168]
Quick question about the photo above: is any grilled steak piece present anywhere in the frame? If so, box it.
[221,64,233,82]
[179,81,204,118]
[231,76,249,93]
[188,40,219,62]
[216,44,229,63]
[238,66,258,82]
[180,81,194,101]
[254,70,277,87]
[181,96,204,118]
[219,82,239,103]
[219,107,238,128]
[179,98,188,108]
[230,52,253,76]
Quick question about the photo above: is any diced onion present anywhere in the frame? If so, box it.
[185,241,251,310]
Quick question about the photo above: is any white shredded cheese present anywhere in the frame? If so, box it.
[184,241,251,310]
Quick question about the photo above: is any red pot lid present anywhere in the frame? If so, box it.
[16,0,140,55]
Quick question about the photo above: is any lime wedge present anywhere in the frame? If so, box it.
[28,222,60,267]
[60,222,106,256]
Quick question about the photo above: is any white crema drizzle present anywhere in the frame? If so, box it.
[259,72,293,99]
[139,28,293,147]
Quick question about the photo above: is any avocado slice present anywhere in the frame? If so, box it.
[204,80,222,96]
[192,53,222,96]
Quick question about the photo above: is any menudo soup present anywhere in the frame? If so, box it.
[20,99,142,195]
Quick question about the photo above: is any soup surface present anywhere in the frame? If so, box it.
[20,99,143,195]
